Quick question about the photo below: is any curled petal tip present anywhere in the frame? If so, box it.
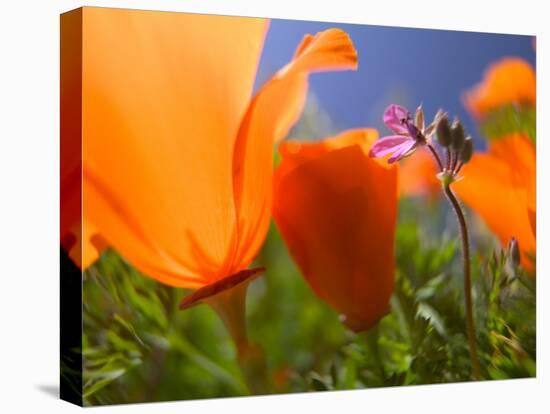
[289,27,359,76]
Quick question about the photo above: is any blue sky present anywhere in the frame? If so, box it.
[255,18,535,146]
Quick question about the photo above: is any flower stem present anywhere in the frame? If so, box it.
[427,144,444,172]
[443,184,481,380]
[205,280,271,395]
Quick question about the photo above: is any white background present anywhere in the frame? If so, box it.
[0,0,547,412]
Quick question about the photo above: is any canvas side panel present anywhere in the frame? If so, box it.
[60,8,83,407]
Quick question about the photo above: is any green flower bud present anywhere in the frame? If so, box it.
[415,105,425,131]
[450,119,466,150]
[435,116,452,147]
[508,237,521,269]
[459,136,473,163]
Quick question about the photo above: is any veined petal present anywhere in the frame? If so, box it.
[84,163,209,288]
[464,57,536,118]
[231,28,358,270]
[383,104,410,134]
[82,8,268,286]
[387,140,417,164]
[369,135,410,158]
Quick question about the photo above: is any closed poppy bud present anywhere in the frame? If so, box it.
[450,119,466,150]
[460,136,474,163]
[508,237,521,269]
[273,129,398,332]
[435,116,452,147]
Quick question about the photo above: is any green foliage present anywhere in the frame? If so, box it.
[479,104,536,143]
[82,252,248,405]
[82,196,535,404]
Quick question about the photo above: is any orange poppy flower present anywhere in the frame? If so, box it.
[464,57,536,119]
[399,149,440,199]
[454,133,536,271]
[61,9,109,269]
[273,129,398,332]
[60,9,83,268]
[76,7,357,312]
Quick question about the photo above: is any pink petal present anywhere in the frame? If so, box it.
[388,140,417,164]
[383,104,410,134]
[368,135,410,158]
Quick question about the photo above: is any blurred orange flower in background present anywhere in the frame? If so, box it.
[78,7,358,302]
[399,149,440,199]
[463,57,536,118]
[459,54,536,271]
[273,129,398,332]
[454,133,535,270]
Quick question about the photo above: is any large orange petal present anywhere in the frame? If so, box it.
[273,130,398,331]
[489,133,536,193]
[454,136,536,271]
[231,29,358,270]
[81,8,268,286]
[60,9,83,268]
[464,57,536,118]
[490,134,536,238]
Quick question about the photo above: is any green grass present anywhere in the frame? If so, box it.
[81,196,536,405]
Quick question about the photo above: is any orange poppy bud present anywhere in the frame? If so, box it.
[273,129,398,332]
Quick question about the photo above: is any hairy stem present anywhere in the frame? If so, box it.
[443,184,481,379]
[427,144,444,172]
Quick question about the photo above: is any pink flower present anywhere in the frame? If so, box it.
[369,104,440,164]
